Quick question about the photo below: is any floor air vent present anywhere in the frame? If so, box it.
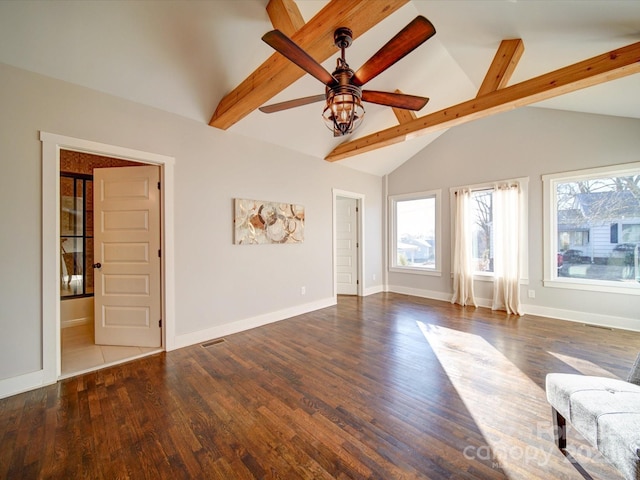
[201,338,226,348]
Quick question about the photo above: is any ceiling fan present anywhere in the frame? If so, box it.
[259,16,436,137]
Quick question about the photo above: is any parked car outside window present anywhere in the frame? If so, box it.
[562,249,590,264]
[558,249,592,277]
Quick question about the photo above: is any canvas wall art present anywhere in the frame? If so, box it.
[234,198,305,244]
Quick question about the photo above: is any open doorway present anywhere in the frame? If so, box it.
[333,189,364,297]
[59,150,162,377]
[40,131,176,386]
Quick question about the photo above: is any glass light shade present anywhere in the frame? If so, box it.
[322,89,365,137]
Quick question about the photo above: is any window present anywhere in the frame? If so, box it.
[559,230,589,249]
[450,178,529,279]
[622,224,640,243]
[389,190,441,275]
[60,173,94,298]
[543,162,640,294]
[450,179,528,314]
[470,189,494,273]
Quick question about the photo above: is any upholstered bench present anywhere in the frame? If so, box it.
[546,354,640,480]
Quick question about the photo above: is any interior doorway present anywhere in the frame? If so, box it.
[40,132,176,386]
[333,189,364,297]
[59,150,163,377]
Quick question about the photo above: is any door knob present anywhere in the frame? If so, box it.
[93,263,102,269]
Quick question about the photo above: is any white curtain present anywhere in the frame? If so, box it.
[451,189,477,307]
[492,183,522,315]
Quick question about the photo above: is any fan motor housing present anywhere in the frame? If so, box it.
[333,27,353,49]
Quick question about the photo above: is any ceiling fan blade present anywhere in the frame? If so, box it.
[362,90,429,111]
[352,16,436,87]
[259,94,326,113]
[262,30,337,86]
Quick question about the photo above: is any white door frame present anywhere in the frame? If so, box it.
[40,132,176,382]
[332,189,364,298]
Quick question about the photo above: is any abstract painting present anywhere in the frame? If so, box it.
[234,198,305,244]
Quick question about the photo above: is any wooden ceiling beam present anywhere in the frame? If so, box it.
[209,0,409,130]
[476,38,524,97]
[392,107,417,124]
[326,41,640,162]
[266,0,305,37]
[391,90,418,124]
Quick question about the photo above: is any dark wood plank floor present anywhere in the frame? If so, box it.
[1,293,639,479]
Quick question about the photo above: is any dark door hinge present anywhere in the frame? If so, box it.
[157,181,161,190]
[158,249,161,257]
[159,319,162,328]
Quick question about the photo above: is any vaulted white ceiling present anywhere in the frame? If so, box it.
[1,0,638,175]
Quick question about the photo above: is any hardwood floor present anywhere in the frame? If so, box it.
[1,293,638,479]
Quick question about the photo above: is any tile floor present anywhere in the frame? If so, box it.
[61,322,161,377]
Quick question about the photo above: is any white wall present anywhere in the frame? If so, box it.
[0,63,384,388]
[387,106,640,330]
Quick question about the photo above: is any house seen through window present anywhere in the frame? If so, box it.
[544,162,640,291]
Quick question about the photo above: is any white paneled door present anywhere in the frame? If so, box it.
[336,196,359,295]
[93,166,161,347]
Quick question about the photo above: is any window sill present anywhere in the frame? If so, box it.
[447,272,529,285]
[473,272,494,282]
[544,278,640,296]
[390,267,441,277]
[474,275,530,285]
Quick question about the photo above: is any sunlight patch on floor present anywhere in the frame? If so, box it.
[546,351,619,379]
[417,321,564,479]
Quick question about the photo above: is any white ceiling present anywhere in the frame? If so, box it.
[1,0,639,176]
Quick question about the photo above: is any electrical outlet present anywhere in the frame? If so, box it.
[372,273,376,281]
[528,289,536,299]
[301,286,306,296]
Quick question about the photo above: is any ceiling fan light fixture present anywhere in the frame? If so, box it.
[322,85,365,137]
[260,17,435,137]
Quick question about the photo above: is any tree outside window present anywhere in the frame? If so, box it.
[471,190,493,273]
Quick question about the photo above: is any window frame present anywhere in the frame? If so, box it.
[542,162,640,295]
[449,177,529,282]
[389,190,442,276]
[60,172,94,299]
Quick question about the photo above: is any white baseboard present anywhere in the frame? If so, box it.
[388,284,640,332]
[522,304,640,332]
[363,285,385,296]
[61,317,91,329]
[387,284,452,302]
[172,297,337,350]
[387,285,496,307]
[0,369,56,400]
